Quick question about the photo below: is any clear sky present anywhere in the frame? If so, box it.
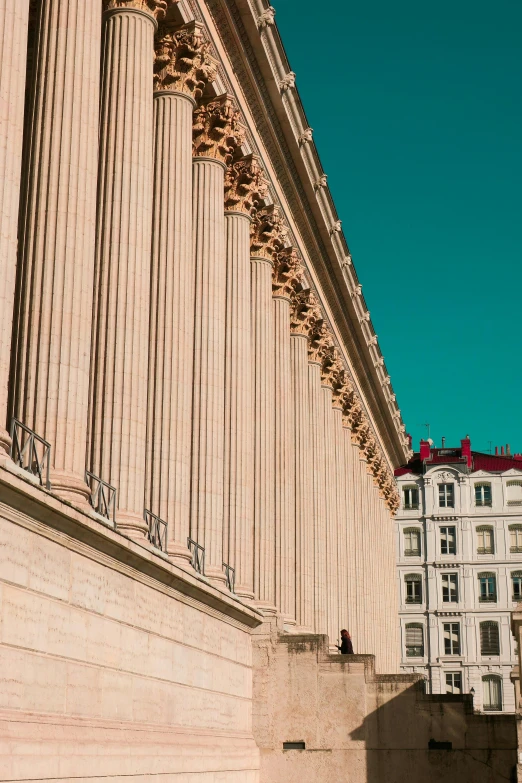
[275,0,521,457]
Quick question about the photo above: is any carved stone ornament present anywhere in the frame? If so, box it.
[103,0,173,19]
[280,71,296,91]
[322,347,345,394]
[257,6,276,28]
[290,289,322,337]
[314,174,328,190]
[272,246,303,299]
[342,254,352,267]
[298,127,313,144]
[308,319,334,365]
[250,204,288,261]
[330,220,342,234]
[193,94,245,163]
[224,154,268,215]
[154,21,218,98]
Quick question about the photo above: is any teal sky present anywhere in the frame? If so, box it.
[275,0,521,457]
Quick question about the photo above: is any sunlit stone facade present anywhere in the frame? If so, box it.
[0,1,411,779]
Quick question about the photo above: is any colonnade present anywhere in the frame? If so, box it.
[0,0,399,669]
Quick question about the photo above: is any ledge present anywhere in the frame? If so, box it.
[0,462,263,630]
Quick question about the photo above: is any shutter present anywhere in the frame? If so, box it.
[480,622,500,655]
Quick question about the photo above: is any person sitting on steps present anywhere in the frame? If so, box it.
[337,629,354,654]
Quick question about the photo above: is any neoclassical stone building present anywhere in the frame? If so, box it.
[0,2,516,781]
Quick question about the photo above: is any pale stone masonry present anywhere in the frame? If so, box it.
[0,1,422,779]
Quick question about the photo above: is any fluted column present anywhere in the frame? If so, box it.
[10,0,100,500]
[342,413,357,643]
[223,155,266,597]
[290,290,319,631]
[272,248,301,624]
[333,403,347,638]
[0,0,30,457]
[147,22,215,561]
[250,205,287,612]
[90,1,165,535]
[191,94,244,583]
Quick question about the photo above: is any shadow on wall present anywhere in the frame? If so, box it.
[253,630,517,783]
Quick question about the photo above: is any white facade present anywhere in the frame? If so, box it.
[396,460,522,713]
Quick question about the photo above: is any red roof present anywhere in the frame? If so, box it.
[395,446,522,476]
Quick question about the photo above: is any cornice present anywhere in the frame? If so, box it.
[196,0,409,467]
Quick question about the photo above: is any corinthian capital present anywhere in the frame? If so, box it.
[290,289,321,336]
[103,0,173,20]
[308,320,334,365]
[250,204,288,261]
[272,247,303,299]
[154,21,217,98]
[321,347,344,391]
[224,154,268,215]
[193,94,245,164]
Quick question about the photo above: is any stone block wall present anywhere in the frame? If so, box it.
[253,628,517,783]
[0,467,261,782]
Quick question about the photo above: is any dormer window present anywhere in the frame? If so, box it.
[438,483,454,508]
[403,486,419,510]
[475,483,492,506]
[507,480,522,506]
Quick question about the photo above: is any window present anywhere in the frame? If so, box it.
[405,623,424,657]
[439,483,455,508]
[443,623,460,655]
[403,486,419,510]
[442,574,458,603]
[445,672,462,694]
[512,571,522,601]
[405,574,422,604]
[509,525,522,553]
[480,621,500,655]
[404,528,421,556]
[440,526,456,555]
[478,572,497,603]
[476,526,494,555]
[507,480,522,506]
[482,675,502,711]
[475,483,492,506]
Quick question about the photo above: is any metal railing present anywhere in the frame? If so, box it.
[145,510,167,552]
[85,470,116,522]
[10,418,51,488]
[188,537,205,575]
[223,562,235,593]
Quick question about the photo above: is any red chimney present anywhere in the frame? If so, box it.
[461,435,472,468]
[501,446,505,456]
[495,446,499,456]
[420,439,431,461]
[507,444,511,456]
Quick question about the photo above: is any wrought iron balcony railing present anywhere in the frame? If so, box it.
[10,418,51,488]
[145,510,167,552]
[85,470,116,523]
[188,537,205,575]
[223,562,235,593]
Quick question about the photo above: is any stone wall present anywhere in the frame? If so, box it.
[0,467,261,782]
[253,627,517,783]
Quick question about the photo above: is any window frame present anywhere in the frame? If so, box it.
[405,623,424,658]
[476,525,494,555]
[403,485,419,511]
[403,527,421,557]
[509,524,522,553]
[478,572,497,603]
[512,571,522,601]
[480,621,500,656]
[475,483,492,507]
[482,674,502,711]
[438,482,455,508]
[507,480,522,507]
[440,525,457,555]
[443,622,461,655]
[442,573,458,603]
[445,671,462,694]
[405,573,422,604]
